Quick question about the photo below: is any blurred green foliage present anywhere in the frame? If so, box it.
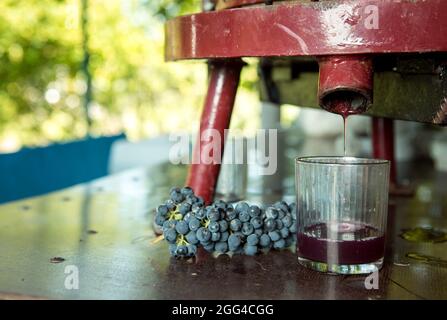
[0,0,260,152]
[144,0,198,20]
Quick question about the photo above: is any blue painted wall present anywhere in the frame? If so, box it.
[0,135,124,204]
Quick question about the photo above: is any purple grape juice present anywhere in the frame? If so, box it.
[297,222,385,265]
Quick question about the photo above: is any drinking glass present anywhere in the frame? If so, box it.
[295,156,390,274]
[216,137,247,202]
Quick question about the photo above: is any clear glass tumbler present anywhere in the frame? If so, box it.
[216,137,247,202]
[295,156,390,274]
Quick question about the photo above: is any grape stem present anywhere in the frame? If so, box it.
[176,234,189,246]
[151,235,164,244]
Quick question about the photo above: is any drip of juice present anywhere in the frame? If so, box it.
[297,222,385,265]
[343,116,347,156]
[326,99,364,157]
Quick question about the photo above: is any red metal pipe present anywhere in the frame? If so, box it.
[186,60,244,204]
[372,117,397,185]
[318,55,373,115]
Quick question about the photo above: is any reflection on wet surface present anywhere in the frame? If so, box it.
[0,155,446,299]
[406,253,447,268]
[400,227,447,243]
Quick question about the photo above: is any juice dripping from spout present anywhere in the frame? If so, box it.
[326,99,365,157]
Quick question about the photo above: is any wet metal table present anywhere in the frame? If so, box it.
[0,160,446,300]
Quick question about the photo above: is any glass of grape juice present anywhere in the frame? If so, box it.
[295,156,390,274]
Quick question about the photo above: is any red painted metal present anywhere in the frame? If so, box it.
[372,117,396,185]
[165,0,447,61]
[318,55,373,114]
[186,60,244,204]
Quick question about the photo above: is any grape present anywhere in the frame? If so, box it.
[225,208,237,221]
[259,234,271,247]
[155,213,166,226]
[156,187,297,258]
[215,241,228,253]
[176,245,188,256]
[170,189,184,204]
[175,220,189,235]
[163,220,177,232]
[254,228,263,237]
[220,231,229,242]
[196,196,205,206]
[235,202,249,213]
[244,244,258,256]
[248,205,261,218]
[265,218,276,232]
[188,217,201,232]
[233,231,245,241]
[275,201,289,213]
[195,208,206,220]
[165,199,176,211]
[169,244,177,256]
[241,222,254,236]
[280,227,289,238]
[203,242,215,252]
[187,244,197,256]
[164,228,177,243]
[185,195,198,205]
[183,213,192,224]
[211,232,221,242]
[206,207,220,221]
[186,231,199,245]
[282,215,293,228]
[230,219,242,232]
[191,203,202,213]
[218,209,226,220]
[181,186,194,197]
[247,234,259,246]
[250,217,262,229]
[275,219,284,230]
[196,227,211,243]
[238,211,250,223]
[219,220,228,232]
[170,187,181,194]
[273,239,286,250]
[289,221,297,233]
[179,202,191,216]
[277,210,286,219]
[228,233,241,249]
[214,200,227,211]
[268,231,281,242]
[289,202,296,214]
[208,221,220,233]
[157,205,169,217]
[265,207,279,219]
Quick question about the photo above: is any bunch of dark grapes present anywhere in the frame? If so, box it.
[155,187,297,258]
